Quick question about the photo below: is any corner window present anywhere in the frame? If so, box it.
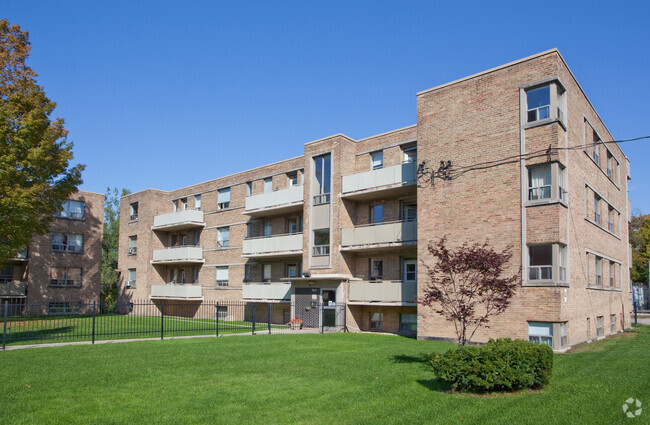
[526,86,550,123]
[528,245,552,280]
[371,151,383,170]
[218,188,230,210]
[216,267,229,286]
[129,202,138,221]
[528,322,553,347]
[217,227,230,248]
[400,314,417,332]
[528,165,551,201]
[370,312,383,330]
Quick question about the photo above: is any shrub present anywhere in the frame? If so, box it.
[429,338,553,392]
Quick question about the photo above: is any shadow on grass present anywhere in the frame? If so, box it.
[417,378,453,393]
[7,326,75,343]
[390,353,430,364]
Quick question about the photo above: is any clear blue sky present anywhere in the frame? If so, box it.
[3,0,649,213]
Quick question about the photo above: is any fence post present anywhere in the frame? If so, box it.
[268,302,271,334]
[216,302,219,337]
[320,303,324,334]
[92,301,96,344]
[2,300,7,351]
[252,303,256,335]
[161,300,165,340]
[343,304,347,332]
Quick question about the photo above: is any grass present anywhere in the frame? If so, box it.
[0,326,648,424]
[3,314,288,346]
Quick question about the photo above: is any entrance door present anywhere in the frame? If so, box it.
[294,287,320,328]
[322,289,336,327]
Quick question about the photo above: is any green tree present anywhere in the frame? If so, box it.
[101,187,130,304]
[630,213,649,284]
[0,19,83,262]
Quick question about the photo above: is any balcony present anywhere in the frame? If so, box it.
[11,249,28,262]
[340,220,417,251]
[348,281,417,305]
[242,234,303,258]
[150,284,203,300]
[242,283,291,301]
[244,185,304,217]
[341,162,416,200]
[0,282,27,297]
[151,246,204,265]
[153,209,205,231]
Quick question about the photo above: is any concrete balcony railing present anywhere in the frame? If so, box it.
[348,281,417,304]
[152,246,204,264]
[242,233,303,257]
[342,162,416,195]
[153,209,205,231]
[150,284,203,300]
[340,220,417,250]
[244,185,304,216]
[0,282,27,297]
[242,283,291,300]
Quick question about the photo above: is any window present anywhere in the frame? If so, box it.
[371,151,383,170]
[559,322,567,347]
[216,267,229,286]
[404,259,417,282]
[263,264,272,282]
[400,314,417,332]
[50,267,82,286]
[370,204,383,224]
[217,227,230,248]
[402,202,417,221]
[195,195,201,210]
[528,245,552,280]
[313,229,330,256]
[263,221,272,237]
[48,302,81,315]
[128,236,137,254]
[127,269,136,287]
[287,218,298,234]
[129,202,138,221]
[218,188,230,210]
[528,165,552,201]
[246,223,253,238]
[609,262,615,287]
[181,198,188,210]
[370,259,383,280]
[246,181,252,196]
[611,314,616,333]
[403,146,417,163]
[594,195,601,225]
[608,207,614,232]
[587,318,591,340]
[244,264,251,283]
[264,178,272,193]
[193,231,200,245]
[370,312,383,330]
[596,316,603,337]
[286,263,299,278]
[313,154,331,204]
[595,256,602,286]
[593,131,600,165]
[559,166,567,202]
[526,86,550,123]
[528,322,553,347]
[0,266,13,284]
[558,245,566,281]
[217,306,228,320]
[52,233,83,252]
[56,200,85,219]
[288,172,298,187]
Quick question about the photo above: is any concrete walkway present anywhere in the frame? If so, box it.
[2,328,323,351]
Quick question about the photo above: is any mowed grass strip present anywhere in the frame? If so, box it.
[0,327,648,425]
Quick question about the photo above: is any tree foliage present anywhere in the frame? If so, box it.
[0,19,83,262]
[630,213,649,284]
[420,238,520,346]
[101,187,130,304]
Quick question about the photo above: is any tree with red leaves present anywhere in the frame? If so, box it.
[420,237,520,347]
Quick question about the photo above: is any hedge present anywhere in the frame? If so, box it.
[430,338,553,392]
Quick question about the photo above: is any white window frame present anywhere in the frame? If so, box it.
[129,202,138,221]
[370,312,383,330]
[264,178,272,193]
[56,200,85,220]
[50,267,82,287]
[399,313,417,332]
[216,266,229,286]
[370,259,383,280]
[195,195,201,211]
[403,258,417,282]
[127,268,136,287]
[263,264,272,282]
[528,322,553,347]
[217,227,230,248]
[52,233,84,253]
[218,188,230,210]
[371,151,383,170]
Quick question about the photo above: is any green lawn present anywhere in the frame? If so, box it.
[3,314,288,346]
[1,327,648,424]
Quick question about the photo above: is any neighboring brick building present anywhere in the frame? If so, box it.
[117,49,633,351]
[0,190,104,313]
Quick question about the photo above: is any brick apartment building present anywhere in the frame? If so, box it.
[0,190,104,313]
[117,49,633,351]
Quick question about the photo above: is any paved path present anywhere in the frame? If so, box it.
[635,318,650,326]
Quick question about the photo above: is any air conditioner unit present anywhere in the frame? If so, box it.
[125,281,133,288]
[128,247,137,255]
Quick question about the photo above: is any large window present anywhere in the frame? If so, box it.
[48,302,81,315]
[50,267,82,286]
[263,264,272,282]
[216,267,229,286]
[526,86,550,123]
[371,151,383,170]
[286,263,299,278]
[218,188,230,210]
[528,165,552,201]
[313,229,330,256]
[528,322,553,347]
[370,312,383,330]
[403,259,417,282]
[217,227,230,248]
[263,221,272,237]
[52,233,83,252]
[0,266,13,284]
[370,259,383,280]
[370,204,383,224]
[56,200,85,219]
[129,202,138,221]
[528,245,552,280]
[400,314,417,332]
[313,154,331,204]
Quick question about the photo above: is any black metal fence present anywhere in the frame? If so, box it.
[1,300,347,349]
